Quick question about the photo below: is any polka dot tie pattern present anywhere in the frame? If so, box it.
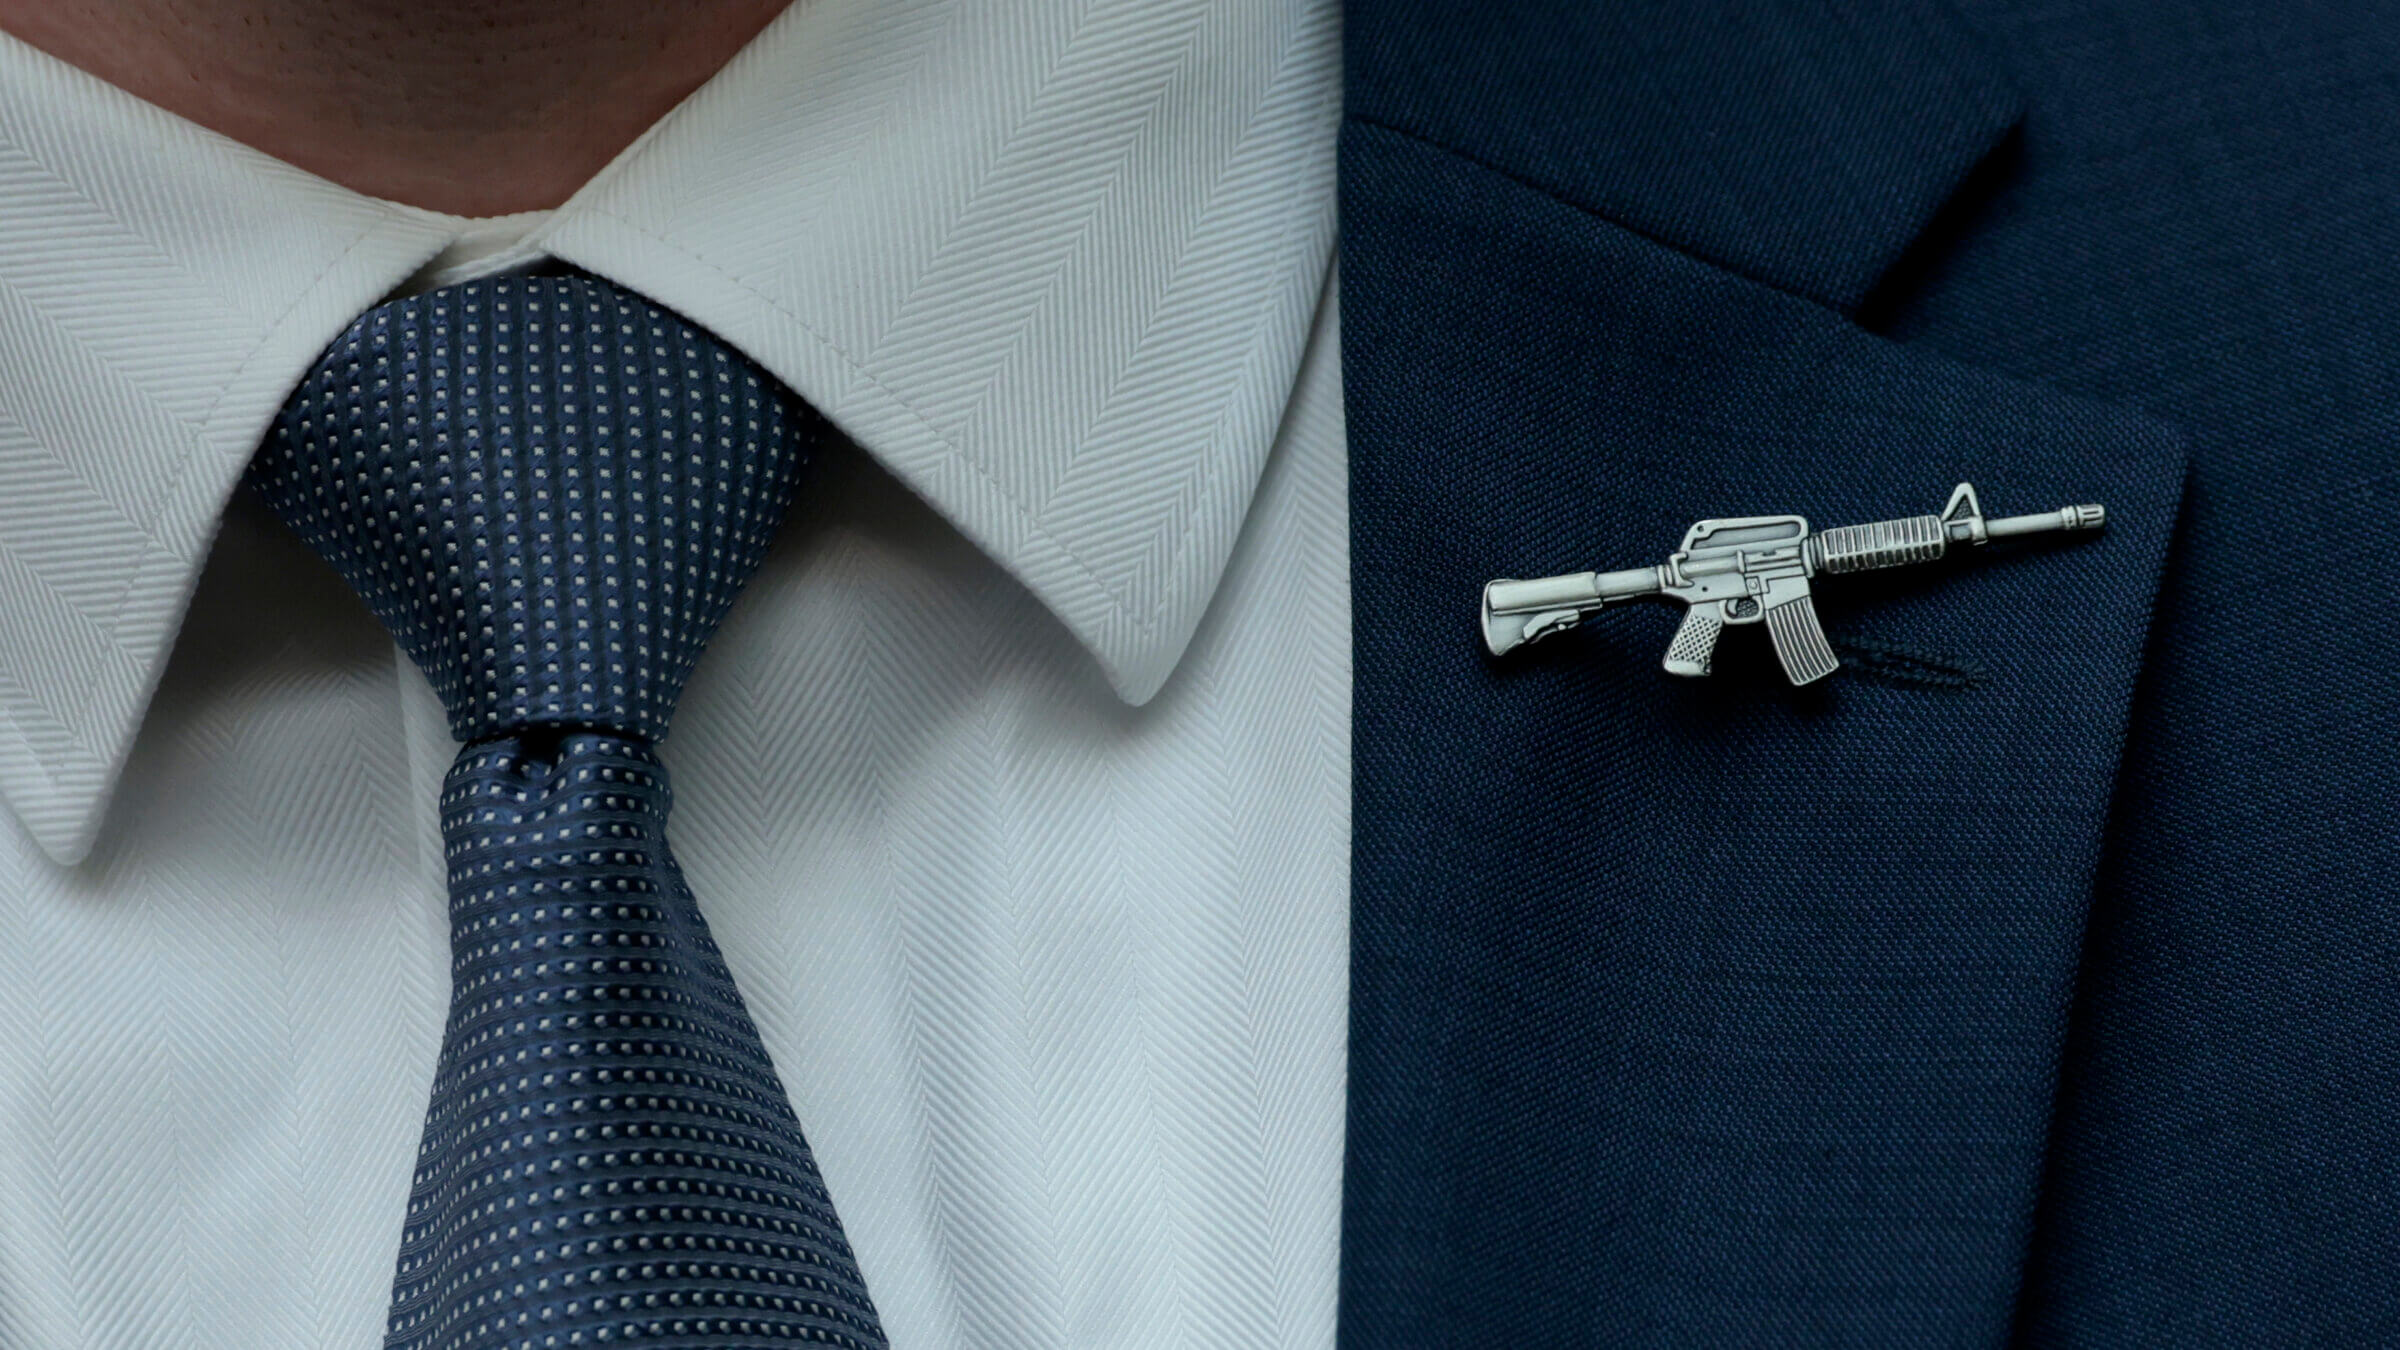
[246,274,887,1350]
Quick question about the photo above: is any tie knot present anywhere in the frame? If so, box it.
[249,273,815,743]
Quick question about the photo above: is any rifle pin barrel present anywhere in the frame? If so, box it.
[1985,504,2106,539]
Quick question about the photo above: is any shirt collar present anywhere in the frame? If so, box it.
[0,0,1340,864]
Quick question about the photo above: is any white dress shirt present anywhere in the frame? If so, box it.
[0,2,1346,1346]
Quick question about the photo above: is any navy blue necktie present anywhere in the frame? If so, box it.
[247,273,887,1350]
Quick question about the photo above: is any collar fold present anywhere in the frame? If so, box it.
[0,40,456,864]
[0,0,1339,864]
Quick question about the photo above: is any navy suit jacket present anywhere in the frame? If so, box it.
[1342,1,2395,1345]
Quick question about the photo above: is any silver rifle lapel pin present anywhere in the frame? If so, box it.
[1480,482,2105,685]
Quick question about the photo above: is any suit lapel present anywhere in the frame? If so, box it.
[1340,3,2187,1344]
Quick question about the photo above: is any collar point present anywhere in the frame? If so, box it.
[1078,598,1212,710]
[1099,648,1181,709]
[1,766,111,868]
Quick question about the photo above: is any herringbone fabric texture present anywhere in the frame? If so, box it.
[246,273,885,1350]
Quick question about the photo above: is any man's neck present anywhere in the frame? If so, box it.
[0,0,792,215]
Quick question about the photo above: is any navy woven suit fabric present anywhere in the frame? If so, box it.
[1345,0,2400,1346]
[247,274,886,1350]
